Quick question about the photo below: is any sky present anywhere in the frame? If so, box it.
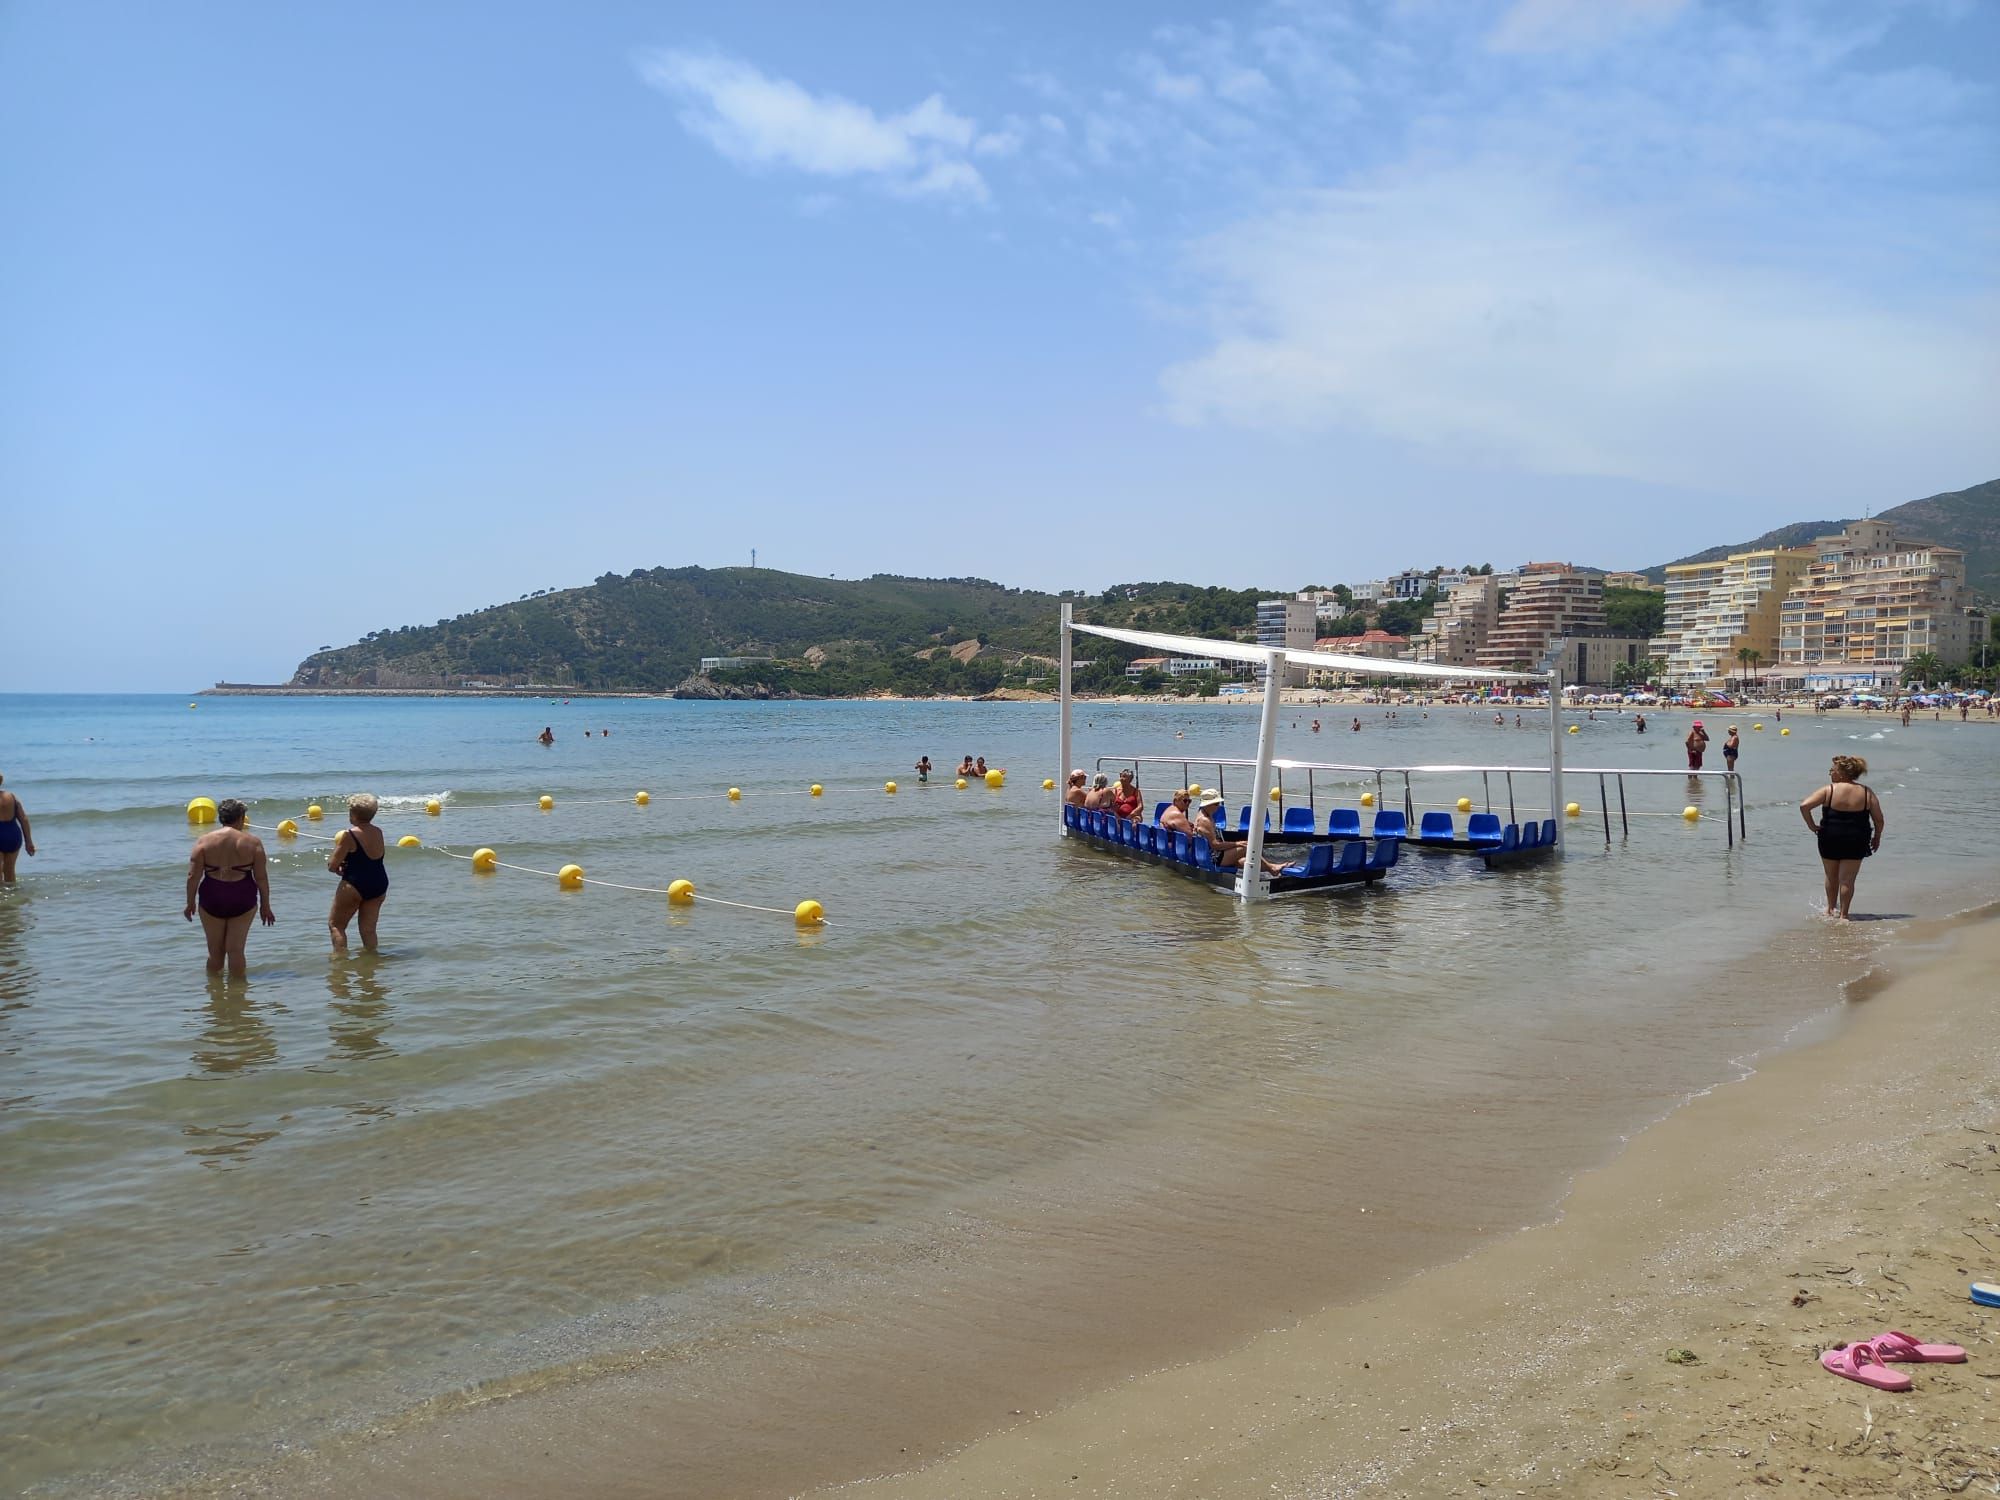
[3,0,1996,690]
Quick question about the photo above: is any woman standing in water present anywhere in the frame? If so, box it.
[1799,755,1885,920]
[184,799,274,977]
[327,794,389,954]
[0,771,35,883]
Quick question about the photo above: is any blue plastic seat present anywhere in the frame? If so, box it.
[1154,801,1170,824]
[1540,818,1558,846]
[1063,805,1077,829]
[1328,808,1363,839]
[1171,831,1194,863]
[1235,806,1251,833]
[1282,806,1317,837]
[1141,825,1160,855]
[1498,824,1520,852]
[1334,840,1367,873]
[1418,811,1455,844]
[1277,843,1339,879]
[1372,809,1408,840]
[1467,813,1502,846]
[1190,836,1215,870]
[1519,821,1541,850]
[1365,838,1400,871]
[1117,817,1135,846]
[1094,811,1111,838]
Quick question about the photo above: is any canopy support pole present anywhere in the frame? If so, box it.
[1548,666,1565,853]
[1241,650,1284,901]
[1058,604,1073,836]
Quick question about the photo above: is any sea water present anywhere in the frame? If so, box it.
[4,694,1997,1496]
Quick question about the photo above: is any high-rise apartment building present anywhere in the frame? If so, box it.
[1476,564,1606,673]
[1653,547,1814,689]
[1414,574,1499,666]
[1776,521,1971,683]
[1255,597,1316,687]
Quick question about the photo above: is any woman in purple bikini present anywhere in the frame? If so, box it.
[183,799,274,977]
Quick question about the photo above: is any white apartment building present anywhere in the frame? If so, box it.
[1776,520,1973,682]
[1256,597,1316,687]
[1653,547,1813,689]
[1413,574,1500,667]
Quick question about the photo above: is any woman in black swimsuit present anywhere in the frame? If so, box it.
[1799,755,1884,920]
[184,799,274,977]
[328,793,390,954]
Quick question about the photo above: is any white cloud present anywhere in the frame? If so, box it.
[639,49,987,201]
[1489,0,1690,53]
[1160,169,1999,498]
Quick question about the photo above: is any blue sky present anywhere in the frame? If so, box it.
[3,0,1995,690]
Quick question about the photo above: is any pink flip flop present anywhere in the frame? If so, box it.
[1820,1341,1913,1391]
[1871,1330,1967,1363]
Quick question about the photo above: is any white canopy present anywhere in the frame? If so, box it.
[1069,620,1546,684]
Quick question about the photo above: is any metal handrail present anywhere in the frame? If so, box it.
[1093,755,1748,846]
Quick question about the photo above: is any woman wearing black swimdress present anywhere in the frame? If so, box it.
[1799,755,1884,920]
[328,793,390,953]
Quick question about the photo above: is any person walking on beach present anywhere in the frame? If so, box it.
[0,772,35,883]
[1685,719,1709,770]
[184,799,273,978]
[327,794,389,955]
[1800,755,1884,920]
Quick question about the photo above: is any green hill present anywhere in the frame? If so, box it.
[1644,477,1999,597]
[287,570,1294,697]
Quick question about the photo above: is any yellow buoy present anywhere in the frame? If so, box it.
[306,804,324,821]
[727,787,742,801]
[538,794,553,810]
[1567,724,1580,734]
[884,781,898,795]
[1456,797,1473,813]
[425,798,441,816]
[188,702,197,710]
[810,783,823,797]
[1360,791,1375,808]
[397,834,422,847]
[1682,805,1701,822]
[186,796,217,825]
[984,769,1004,788]
[667,878,695,906]
[558,863,585,889]
[1780,727,1791,736]
[276,818,298,837]
[1042,778,1055,790]
[635,790,650,805]
[1188,783,1202,797]
[794,898,825,928]
[472,847,498,872]
[1752,723,1764,732]
[1564,802,1581,817]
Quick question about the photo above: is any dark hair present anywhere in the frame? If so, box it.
[217,798,248,826]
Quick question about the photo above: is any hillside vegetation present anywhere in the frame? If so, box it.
[1646,477,1998,596]
[288,570,1297,696]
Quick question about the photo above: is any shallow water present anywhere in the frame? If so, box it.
[3,694,1996,1496]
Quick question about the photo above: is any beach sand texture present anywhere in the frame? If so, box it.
[831,912,2000,1500]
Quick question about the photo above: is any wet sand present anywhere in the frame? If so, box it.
[829,909,2000,1499]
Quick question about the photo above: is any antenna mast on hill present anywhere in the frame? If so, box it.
[751,548,757,569]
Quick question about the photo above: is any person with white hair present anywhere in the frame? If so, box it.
[1064,770,1089,808]
[327,794,389,954]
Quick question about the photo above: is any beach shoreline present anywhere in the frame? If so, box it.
[134,904,2000,1500]
[827,906,2000,1500]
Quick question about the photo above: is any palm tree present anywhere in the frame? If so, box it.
[1902,651,1944,688]
[1735,646,1762,690]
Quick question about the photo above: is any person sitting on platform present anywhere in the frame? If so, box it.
[1160,788,1195,836]
[1084,774,1115,811]
[1065,770,1090,808]
[1111,768,1142,821]
[1194,793,1285,875]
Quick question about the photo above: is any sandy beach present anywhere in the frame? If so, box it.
[826,909,2000,1500]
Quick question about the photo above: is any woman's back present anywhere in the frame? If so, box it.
[198,827,260,874]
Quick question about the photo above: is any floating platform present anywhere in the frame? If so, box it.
[1063,805,1396,897]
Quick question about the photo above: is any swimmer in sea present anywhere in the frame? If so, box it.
[956,755,976,778]
[327,794,389,954]
[914,755,932,784]
[539,726,555,746]
[0,771,36,882]
[184,799,274,978]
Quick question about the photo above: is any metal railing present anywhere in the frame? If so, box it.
[1093,756,1749,847]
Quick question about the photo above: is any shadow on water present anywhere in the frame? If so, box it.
[327,957,396,1060]
[0,892,37,1047]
